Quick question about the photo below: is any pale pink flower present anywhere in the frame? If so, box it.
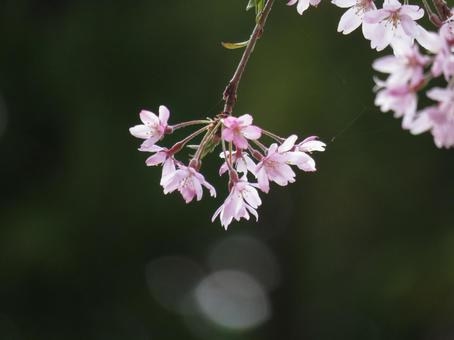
[373,40,428,85]
[212,179,262,229]
[374,78,418,128]
[287,0,321,15]
[222,114,262,149]
[332,0,377,35]
[161,165,216,203]
[140,145,177,185]
[411,87,454,148]
[363,0,424,51]
[255,137,298,193]
[219,150,257,177]
[129,106,170,149]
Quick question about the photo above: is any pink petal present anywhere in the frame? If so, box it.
[243,186,262,209]
[410,109,433,135]
[202,181,217,198]
[297,0,310,14]
[237,114,253,127]
[332,0,357,8]
[427,88,448,102]
[193,179,204,201]
[130,125,152,139]
[242,125,262,140]
[222,128,234,142]
[400,5,424,19]
[140,110,159,125]
[338,7,362,35]
[400,15,418,37]
[415,26,441,53]
[372,55,400,73]
[278,135,298,153]
[145,152,167,166]
[161,159,176,185]
[256,168,270,193]
[158,105,170,125]
[299,140,326,152]
[223,116,237,129]
[233,135,249,149]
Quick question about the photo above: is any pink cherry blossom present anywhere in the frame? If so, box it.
[363,0,424,51]
[373,40,428,85]
[287,0,321,15]
[255,137,298,193]
[161,165,216,203]
[222,114,262,149]
[374,78,418,128]
[212,179,262,229]
[219,150,257,177]
[129,106,170,149]
[411,87,454,148]
[332,0,377,35]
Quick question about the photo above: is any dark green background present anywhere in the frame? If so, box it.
[0,1,453,339]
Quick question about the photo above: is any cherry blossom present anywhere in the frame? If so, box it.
[212,179,262,229]
[373,40,429,85]
[161,165,216,203]
[222,114,262,149]
[255,137,298,193]
[129,106,170,149]
[411,87,454,148]
[374,78,418,128]
[332,0,377,35]
[287,0,321,15]
[363,0,424,51]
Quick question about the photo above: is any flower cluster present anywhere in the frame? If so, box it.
[289,0,454,149]
[130,107,325,228]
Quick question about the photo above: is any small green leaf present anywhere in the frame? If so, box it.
[200,138,220,160]
[221,40,249,50]
[246,0,255,10]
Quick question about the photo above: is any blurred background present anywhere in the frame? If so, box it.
[0,1,453,339]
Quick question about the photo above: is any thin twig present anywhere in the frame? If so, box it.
[171,120,211,130]
[261,129,285,142]
[169,125,210,154]
[222,0,276,114]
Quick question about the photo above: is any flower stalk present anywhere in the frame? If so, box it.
[222,0,276,114]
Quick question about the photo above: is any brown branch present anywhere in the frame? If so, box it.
[222,0,275,115]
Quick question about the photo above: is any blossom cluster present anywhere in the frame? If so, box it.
[288,0,454,149]
[130,107,325,228]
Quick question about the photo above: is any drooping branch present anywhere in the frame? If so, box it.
[222,0,275,114]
